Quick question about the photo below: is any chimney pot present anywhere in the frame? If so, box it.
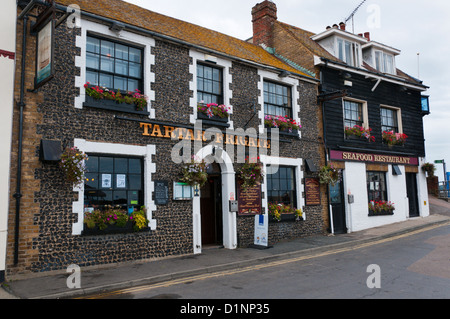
[339,22,346,31]
[364,32,371,41]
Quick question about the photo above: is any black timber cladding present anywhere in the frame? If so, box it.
[320,67,426,158]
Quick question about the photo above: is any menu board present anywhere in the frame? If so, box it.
[305,178,321,206]
[154,180,169,205]
[237,182,262,216]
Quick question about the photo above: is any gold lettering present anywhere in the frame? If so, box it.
[248,137,257,147]
[215,133,223,144]
[163,126,175,138]
[140,123,152,136]
[151,124,163,138]
[225,134,235,145]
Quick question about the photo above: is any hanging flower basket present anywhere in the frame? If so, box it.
[180,156,209,188]
[237,156,264,192]
[421,162,436,177]
[319,164,340,186]
[59,146,88,187]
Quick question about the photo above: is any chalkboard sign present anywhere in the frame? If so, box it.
[154,180,169,205]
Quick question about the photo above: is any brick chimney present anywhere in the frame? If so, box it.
[252,1,277,47]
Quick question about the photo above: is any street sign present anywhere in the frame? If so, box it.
[434,160,444,164]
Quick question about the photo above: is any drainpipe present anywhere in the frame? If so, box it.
[13,15,28,265]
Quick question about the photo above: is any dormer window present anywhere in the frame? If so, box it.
[337,38,361,67]
[375,51,395,74]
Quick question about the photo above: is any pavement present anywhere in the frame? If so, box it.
[2,195,450,299]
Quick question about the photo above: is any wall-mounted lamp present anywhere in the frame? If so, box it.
[278,70,291,78]
[110,22,125,33]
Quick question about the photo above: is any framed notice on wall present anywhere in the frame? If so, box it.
[305,178,321,206]
[34,8,55,89]
[237,181,262,216]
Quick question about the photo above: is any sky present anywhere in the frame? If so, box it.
[125,0,450,183]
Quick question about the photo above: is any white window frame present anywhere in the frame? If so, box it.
[75,19,155,118]
[337,38,361,68]
[374,50,395,74]
[257,69,301,138]
[71,139,157,235]
[189,50,233,129]
[260,155,305,220]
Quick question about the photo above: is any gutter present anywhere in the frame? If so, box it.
[315,56,428,91]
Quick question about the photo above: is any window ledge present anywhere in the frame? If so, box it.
[83,97,150,116]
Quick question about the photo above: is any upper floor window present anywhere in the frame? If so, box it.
[344,100,364,128]
[264,81,292,118]
[86,35,144,93]
[197,63,223,104]
[337,38,360,67]
[375,51,394,74]
[380,107,400,133]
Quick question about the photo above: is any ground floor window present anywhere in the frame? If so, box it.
[267,166,297,208]
[84,155,144,210]
[366,171,387,202]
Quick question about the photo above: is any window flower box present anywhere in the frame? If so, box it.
[82,207,150,236]
[264,115,301,135]
[368,201,395,217]
[382,131,408,146]
[83,83,149,115]
[268,203,303,223]
[345,125,375,142]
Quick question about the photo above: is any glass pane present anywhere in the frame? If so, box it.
[101,40,114,57]
[114,158,128,173]
[115,60,128,76]
[115,44,129,60]
[99,73,113,88]
[129,158,141,173]
[197,78,204,91]
[128,79,139,92]
[197,65,204,77]
[128,191,140,206]
[86,52,99,69]
[85,173,98,190]
[86,71,98,86]
[100,191,113,205]
[213,81,221,94]
[129,174,141,189]
[85,156,98,173]
[213,68,220,81]
[100,56,114,72]
[114,76,127,91]
[129,62,141,78]
[86,37,100,54]
[113,191,127,205]
[129,47,141,63]
[99,157,113,172]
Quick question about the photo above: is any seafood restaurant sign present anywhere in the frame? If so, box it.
[330,150,419,166]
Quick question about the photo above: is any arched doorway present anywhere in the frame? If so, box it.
[200,163,223,246]
[192,145,236,254]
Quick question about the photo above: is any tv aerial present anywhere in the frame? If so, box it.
[344,0,367,33]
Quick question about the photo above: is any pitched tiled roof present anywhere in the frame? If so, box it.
[56,0,311,78]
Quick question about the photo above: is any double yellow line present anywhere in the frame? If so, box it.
[81,222,450,299]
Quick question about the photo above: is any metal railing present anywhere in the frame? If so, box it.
[438,182,450,199]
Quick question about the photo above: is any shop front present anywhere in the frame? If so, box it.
[329,150,429,233]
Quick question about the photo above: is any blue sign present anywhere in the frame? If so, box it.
[421,96,430,113]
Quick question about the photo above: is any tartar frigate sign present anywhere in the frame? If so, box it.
[139,122,271,149]
[330,150,419,166]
